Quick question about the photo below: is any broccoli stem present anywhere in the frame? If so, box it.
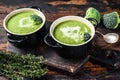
[119,18,120,24]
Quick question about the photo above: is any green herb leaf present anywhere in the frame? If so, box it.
[0,51,48,79]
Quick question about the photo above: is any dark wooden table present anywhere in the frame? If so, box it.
[0,0,120,80]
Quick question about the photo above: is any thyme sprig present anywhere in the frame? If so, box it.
[0,51,48,80]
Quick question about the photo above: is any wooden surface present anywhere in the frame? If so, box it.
[0,0,120,80]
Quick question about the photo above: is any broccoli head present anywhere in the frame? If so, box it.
[83,32,91,42]
[103,11,120,29]
[84,7,101,25]
[30,14,43,25]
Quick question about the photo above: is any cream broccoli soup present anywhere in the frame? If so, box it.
[6,11,43,35]
[53,20,92,45]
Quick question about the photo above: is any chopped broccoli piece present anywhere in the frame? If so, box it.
[84,7,101,25]
[83,32,91,42]
[103,11,120,29]
[30,14,43,25]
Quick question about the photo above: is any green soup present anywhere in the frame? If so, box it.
[7,11,42,35]
[53,20,92,45]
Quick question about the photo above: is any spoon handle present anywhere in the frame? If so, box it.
[95,31,104,37]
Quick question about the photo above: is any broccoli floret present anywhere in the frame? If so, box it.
[103,11,120,29]
[83,32,91,42]
[30,14,43,25]
[84,7,101,25]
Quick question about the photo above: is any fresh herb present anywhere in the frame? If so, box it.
[0,51,48,80]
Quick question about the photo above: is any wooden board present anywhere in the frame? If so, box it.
[7,42,90,74]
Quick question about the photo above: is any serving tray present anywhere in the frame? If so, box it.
[7,42,89,74]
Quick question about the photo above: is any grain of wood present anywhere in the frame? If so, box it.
[48,0,87,6]
[0,44,7,50]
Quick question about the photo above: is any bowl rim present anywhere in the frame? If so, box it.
[3,8,46,36]
[50,16,95,46]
